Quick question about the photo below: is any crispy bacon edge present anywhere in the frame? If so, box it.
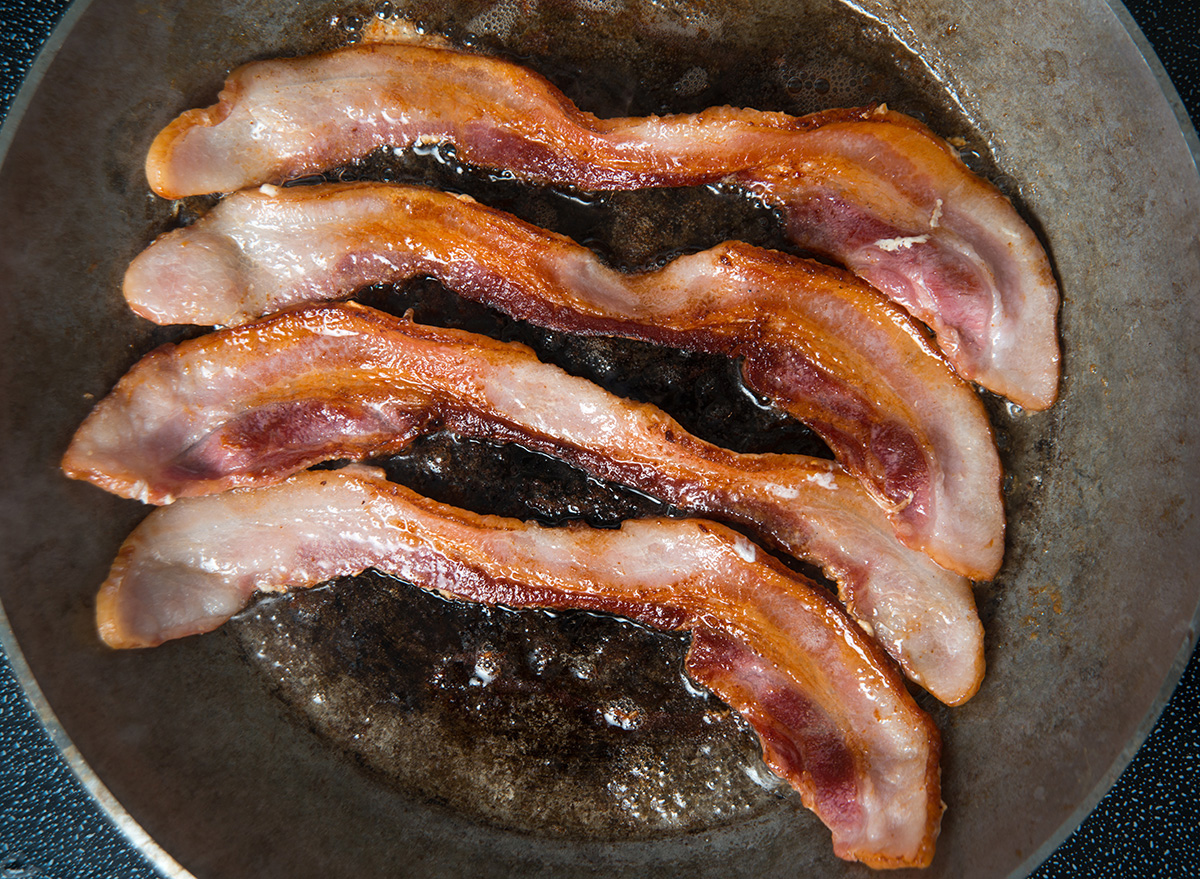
[62,302,984,705]
[96,464,943,868]
[144,39,1060,409]
[124,181,1004,580]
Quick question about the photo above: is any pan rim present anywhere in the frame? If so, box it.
[0,1,196,875]
[1002,1,1200,875]
[0,1,1196,875]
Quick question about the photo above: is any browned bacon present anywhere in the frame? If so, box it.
[96,464,943,868]
[63,303,983,705]
[145,40,1060,409]
[125,182,1003,581]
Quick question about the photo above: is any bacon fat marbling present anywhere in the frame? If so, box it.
[96,464,943,868]
[145,40,1060,409]
[64,302,983,704]
[125,182,1003,580]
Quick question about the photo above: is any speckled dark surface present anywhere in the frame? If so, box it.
[0,1,1197,877]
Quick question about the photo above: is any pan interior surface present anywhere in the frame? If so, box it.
[0,1,1196,877]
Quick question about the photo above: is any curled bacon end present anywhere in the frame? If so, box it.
[144,40,1059,409]
[96,466,943,868]
[124,183,1004,581]
[64,302,984,705]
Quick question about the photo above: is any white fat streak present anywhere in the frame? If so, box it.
[806,471,838,490]
[873,234,930,252]
[732,535,757,563]
[131,481,162,505]
[930,199,944,229]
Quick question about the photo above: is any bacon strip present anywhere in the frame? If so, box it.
[63,303,983,705]
[125,182,1003,580]
[145,40,1060,409]
[96,464,943,868]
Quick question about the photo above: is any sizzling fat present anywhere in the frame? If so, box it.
[96,465,943,869]
[145,40,1060,409]
[64,303,984,705]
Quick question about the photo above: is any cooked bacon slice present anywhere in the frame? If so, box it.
[63,302,983,704]
[125,182,1003,580]
[145,40,1060,409]
[96,464,943,868]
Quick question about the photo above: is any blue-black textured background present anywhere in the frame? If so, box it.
[0,1,1197,876]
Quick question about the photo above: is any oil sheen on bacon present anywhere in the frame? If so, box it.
[95,464,943,869]
[144,39,1060,410]
[63,302,983,705]
[125,182,1003,581]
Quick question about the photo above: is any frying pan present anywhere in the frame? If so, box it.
[1,0,1197,876]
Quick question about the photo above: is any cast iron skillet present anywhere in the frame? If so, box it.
[0,1,1197,876]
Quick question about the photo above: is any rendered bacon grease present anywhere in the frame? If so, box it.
[95,465,943,869]
[145,39,1061,409]
[64,302,983,705]
[68,28,1073,871]
[125,182,1004,580]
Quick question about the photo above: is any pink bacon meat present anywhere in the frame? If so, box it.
[63,303,983,705]
[145,40,1060,409]
[125,182,1003,580]
[95,464,943,868]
